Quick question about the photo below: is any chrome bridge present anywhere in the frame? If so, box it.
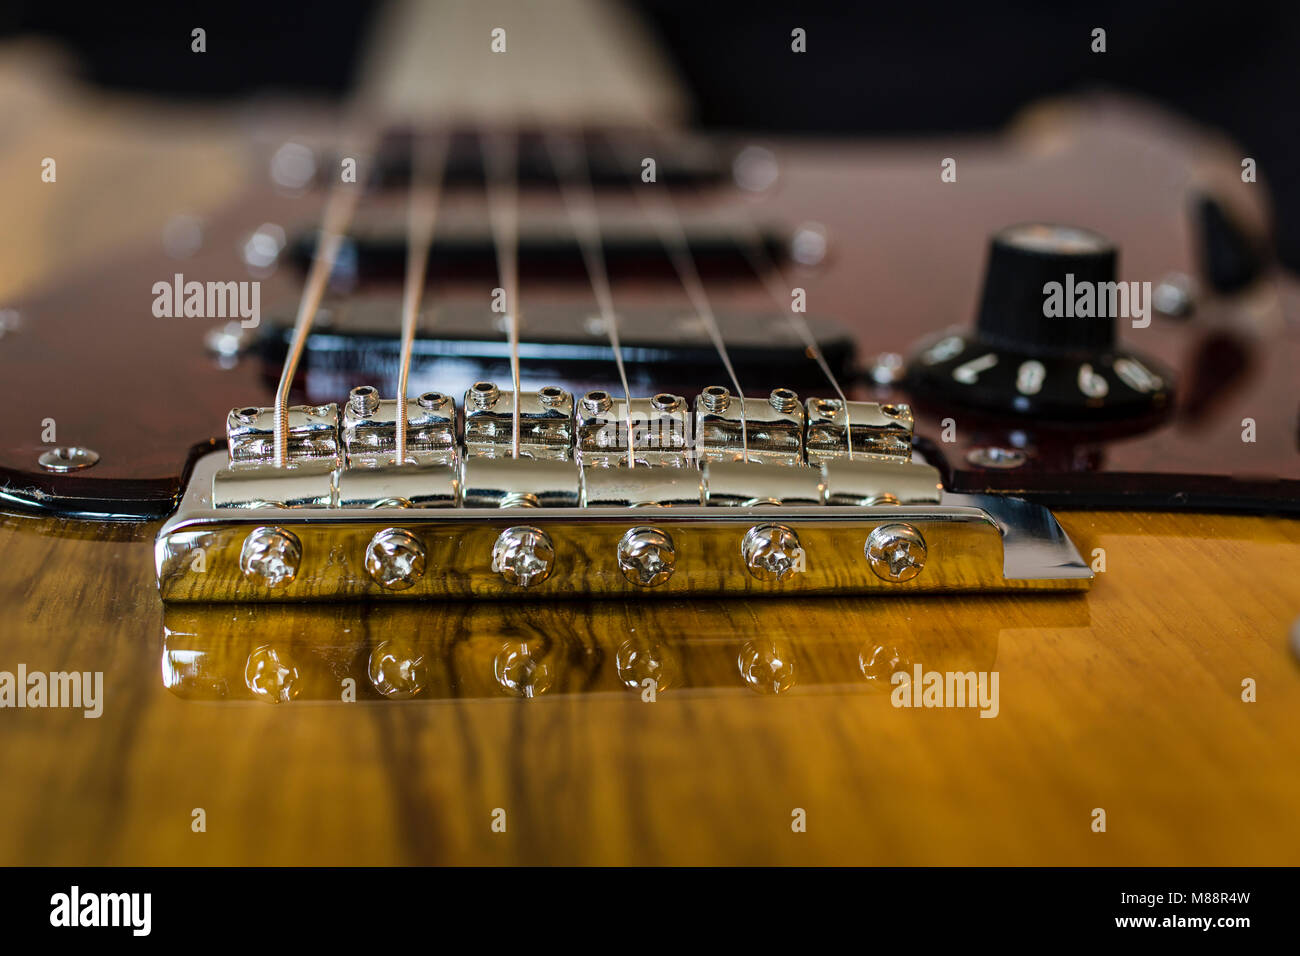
[154,385,1093,601]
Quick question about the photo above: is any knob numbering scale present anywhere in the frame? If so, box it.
[906,223,1174,422]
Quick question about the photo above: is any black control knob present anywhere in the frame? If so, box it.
[975,224,1117,354]
[906,223,1174,423]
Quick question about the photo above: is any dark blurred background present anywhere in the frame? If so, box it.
[4,0,1298,269]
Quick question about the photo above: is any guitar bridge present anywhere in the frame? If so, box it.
[155,389,1092,601]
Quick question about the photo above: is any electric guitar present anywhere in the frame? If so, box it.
[1,0,1297,866]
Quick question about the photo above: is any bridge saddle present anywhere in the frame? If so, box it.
[163,382,1091,601]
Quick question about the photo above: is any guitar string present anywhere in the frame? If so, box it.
[544,131,637,468]
[272,135,372,467]
[626,132,749,462]
[482,128,523,458]
[732,216,856,461]
[395,129,450,465]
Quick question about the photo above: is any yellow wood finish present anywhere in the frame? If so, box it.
[0,509,1297,865]
[1,43,1296,867]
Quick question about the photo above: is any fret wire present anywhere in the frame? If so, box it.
[395,130,450,465]
[545,131,637,468]
[272,139,371,467]
[482,128,523,458]
[733,217,856,461]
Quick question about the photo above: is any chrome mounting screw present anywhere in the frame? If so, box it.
[617,527,676,588]
[492,526,555,587]
[865,523,926,583]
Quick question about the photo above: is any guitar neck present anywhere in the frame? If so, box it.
[356,0,689,130]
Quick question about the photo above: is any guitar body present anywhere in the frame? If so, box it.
[1,7,1297,868]
[2,509,1298,865]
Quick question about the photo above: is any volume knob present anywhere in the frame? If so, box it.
[906,223,1174,423]
[975,223,1117,354]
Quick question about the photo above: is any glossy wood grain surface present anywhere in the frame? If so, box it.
[1,509,1297,865]
[1,45,1297,868]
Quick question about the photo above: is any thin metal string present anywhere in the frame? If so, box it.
[733,216,855,460]
[545,131,636,467]
[630,140,749,461]
[482,128,523,458]
[395,130,450,464]
[272,136,372,467]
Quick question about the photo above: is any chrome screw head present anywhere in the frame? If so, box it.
[742,524,803,582]
[365,528,426,591]
[617,527,676,587]
[768,387,799,413]
[865,523,927,582]
[349,385,380,417]
[651,392,682,412]
[240,526,301,588]
[469,381,500,409]
[538,385,569,408]
[700,385,731,413]
[966,446,1027,470]
[38,446,99,472]
[417,391,448,410]
[582,390,612,415]
[492,526,555,587]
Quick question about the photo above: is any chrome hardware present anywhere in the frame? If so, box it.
[865,523,927,582]
[364,528,426,591]
[695,386,806,465]
[169,380,1091,601]
[617,527,676,587]
[239,526,302,588]
[226,404,340,470]
[461,458,580,508]
[463,383,574,460]
[492,526,555,587]
[159,450,1093,601]
[581,389,613,415]
[38,446,99,472]
[349,385,381,417]
[576,394,690,467]
[216,403,341,508]
[966,446,1028,470]
[804,399,913,464]
[821,458,943,505]
[581,466,703,507]
[742,524,803,582]
[341,387,457,468]
[467,380,501,410]
[700,385,730,414]
[337,463,458,509]
[703,461,824,507]
[213,462,336,509]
